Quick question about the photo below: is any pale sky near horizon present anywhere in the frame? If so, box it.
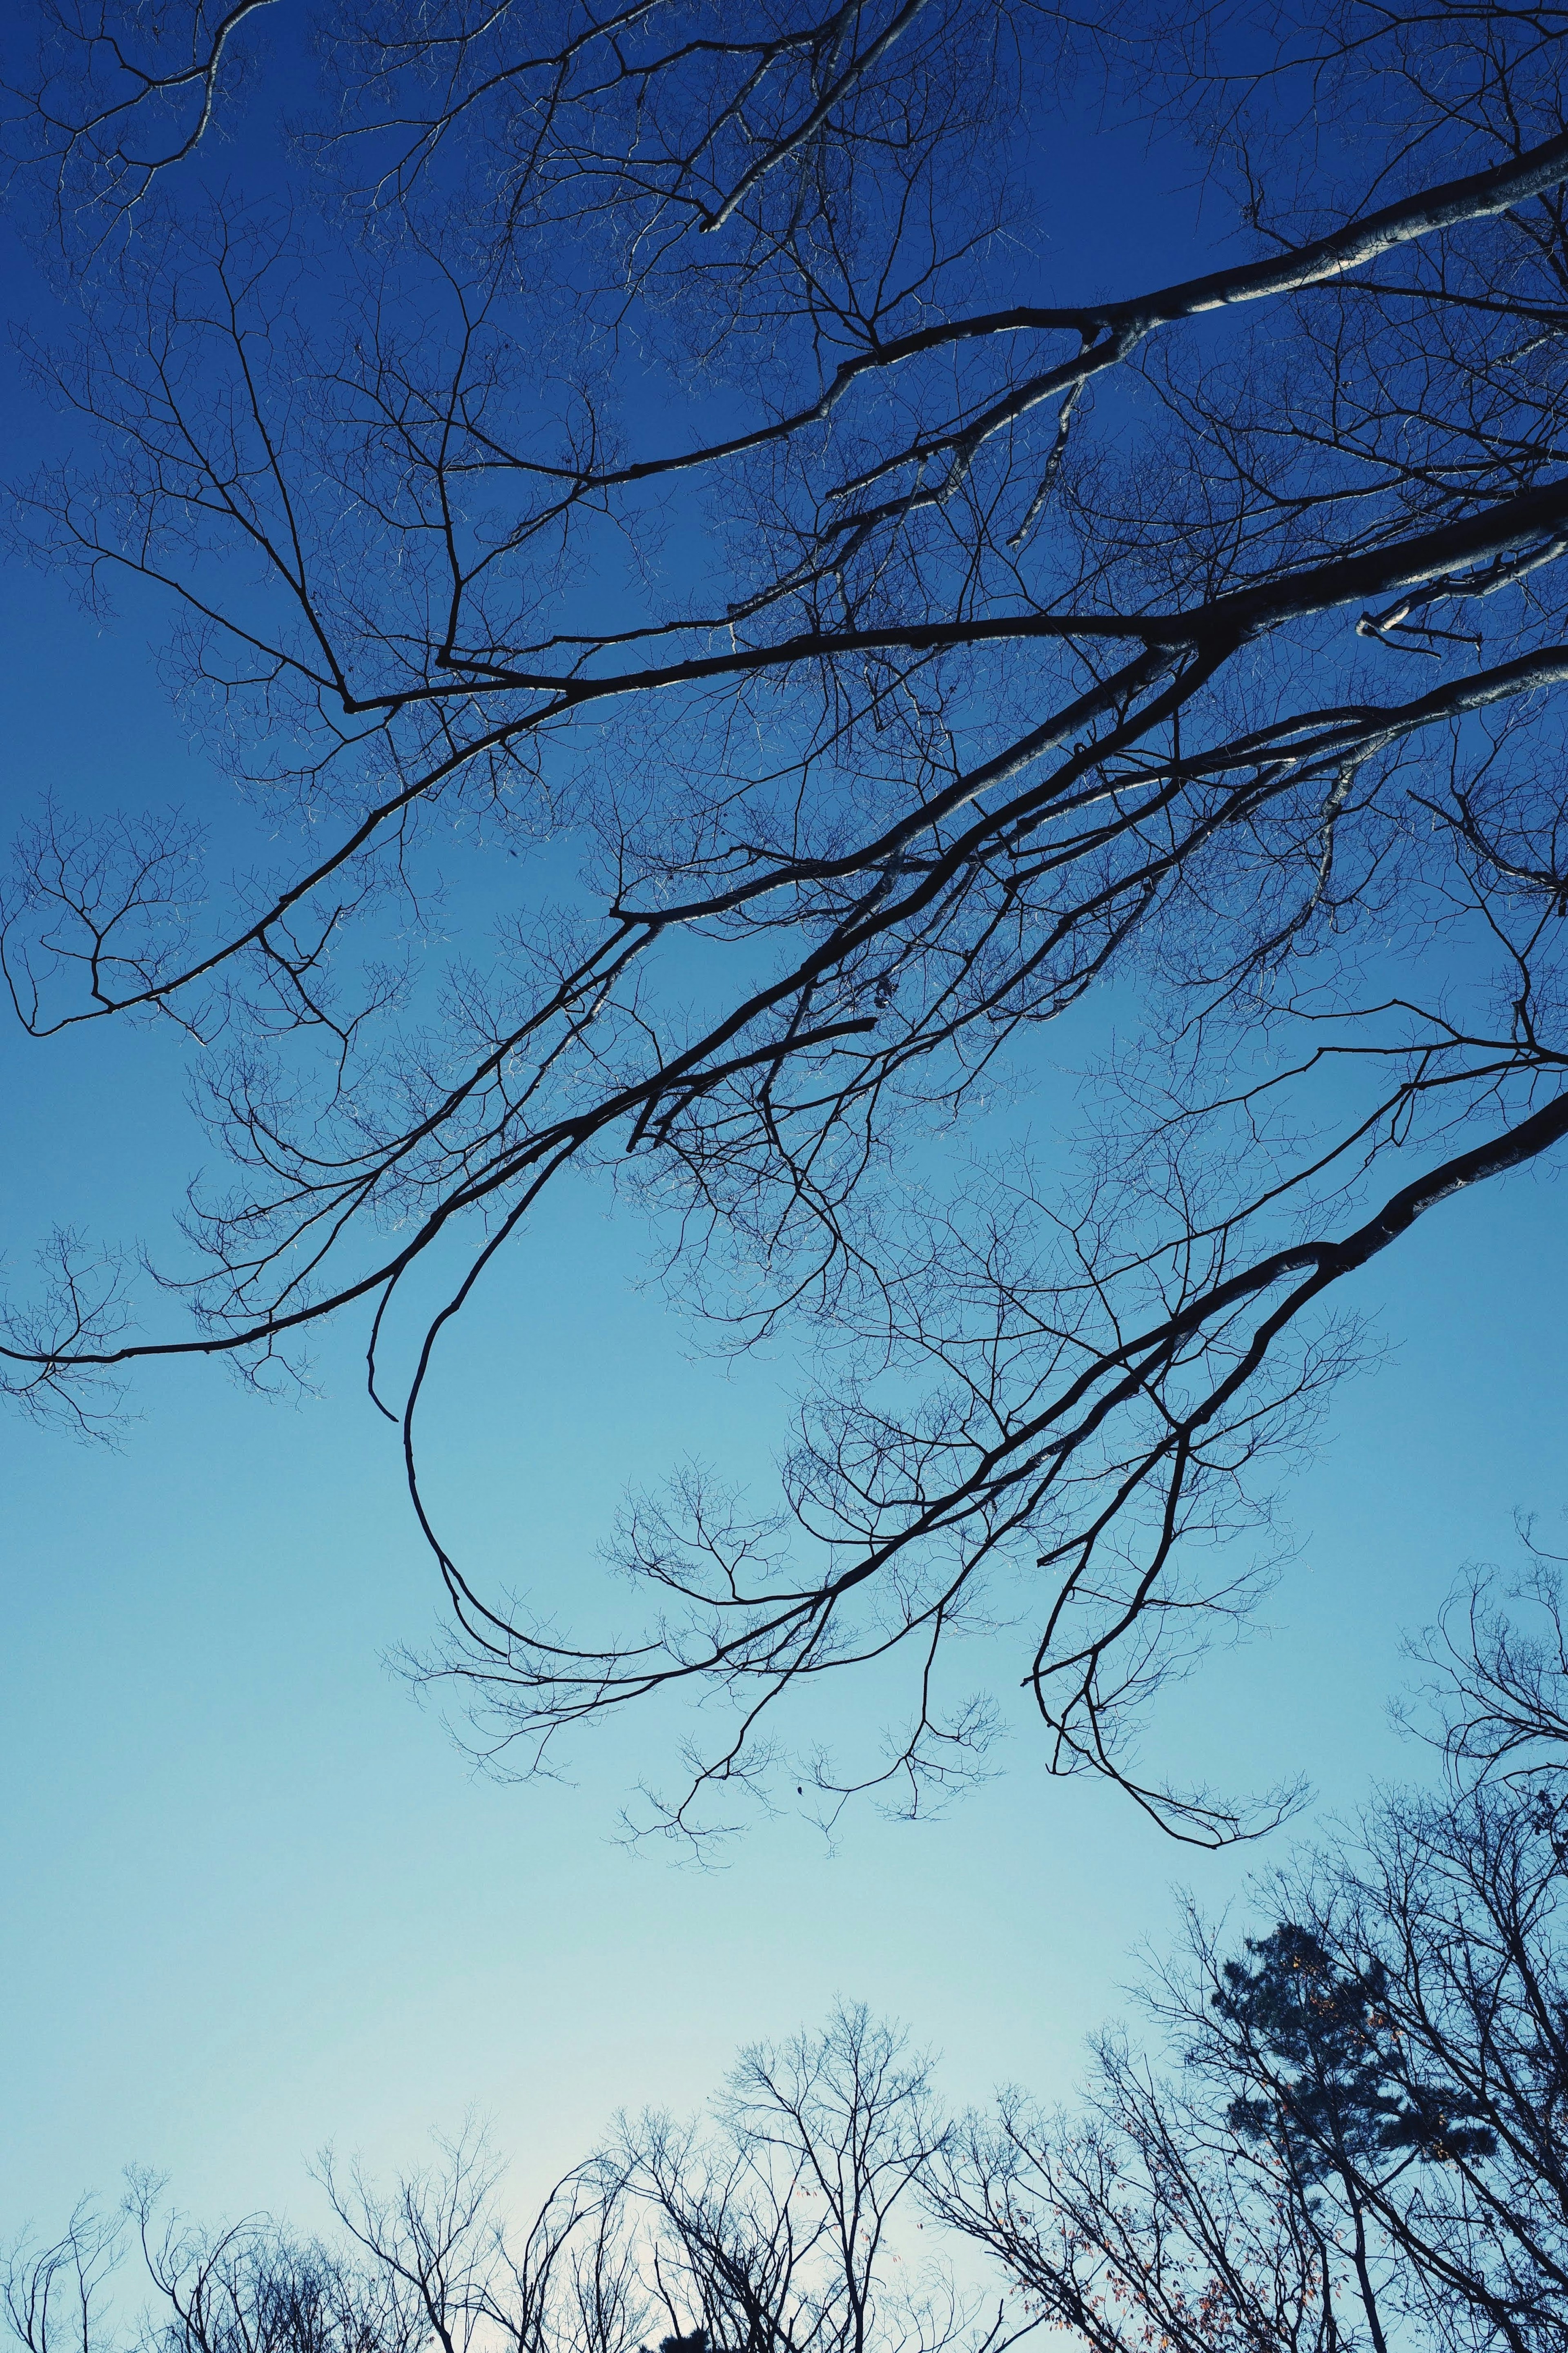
[4,45,1568,2256]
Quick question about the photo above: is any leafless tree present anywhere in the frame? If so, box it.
[2,2012,1014,2353]
[1129,1572,1568,2352]
[1398,1529,1568,1806]
[9,1,1568,1838]
[925,1572,1568,2353]
[933,2050,1390,2353]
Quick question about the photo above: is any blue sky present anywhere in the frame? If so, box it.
[5,34,1568,2252]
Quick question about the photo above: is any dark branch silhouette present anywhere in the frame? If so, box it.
[9,0,1568,1838]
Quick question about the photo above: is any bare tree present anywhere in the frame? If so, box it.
[4,2187,423,2353]
[2,2013,1014,2353]
[1134,1571,1568,2352]
[9,0,1568,1837]
[932,2048,1390,2353]
[926,1572,1568,2353]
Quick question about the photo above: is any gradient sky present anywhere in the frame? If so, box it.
[4,37,1568,2255]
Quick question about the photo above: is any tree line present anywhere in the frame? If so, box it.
[9,1563,1568,2353]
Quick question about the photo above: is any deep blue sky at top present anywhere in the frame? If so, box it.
[3,0,1568,2252]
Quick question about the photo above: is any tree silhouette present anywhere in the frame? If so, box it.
[1214,1924,1497,2176]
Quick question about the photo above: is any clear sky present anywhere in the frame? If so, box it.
[4,29,1568,2254]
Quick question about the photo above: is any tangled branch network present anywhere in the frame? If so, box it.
[8,0,1568,1840]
